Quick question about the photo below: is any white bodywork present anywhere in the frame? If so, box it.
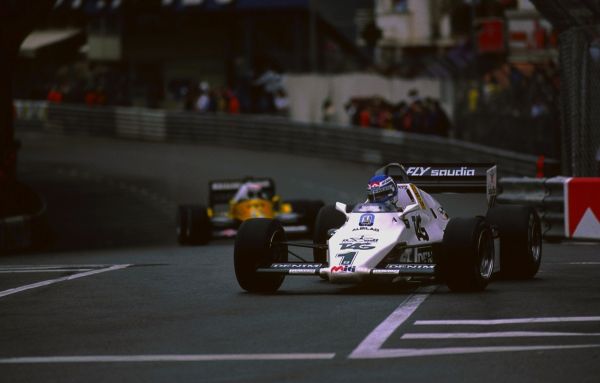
[321,183,451,283]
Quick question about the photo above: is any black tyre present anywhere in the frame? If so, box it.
[177,205,211,245]
[442,216,495,292]
[487,205,542,279]
[288,199,325,234]
[234,218,288,293]
[312,205,347,263]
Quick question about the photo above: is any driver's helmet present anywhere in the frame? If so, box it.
[367,175,398,205]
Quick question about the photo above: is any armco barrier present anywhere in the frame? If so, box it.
[498,176,600,240]
[14,101,558,177]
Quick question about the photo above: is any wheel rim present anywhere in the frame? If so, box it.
[478,229,494,279]
[528,214,542,263]
[268,229,286,263]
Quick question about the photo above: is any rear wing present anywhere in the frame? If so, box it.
[376,163,497,205]
[208,177,276,207]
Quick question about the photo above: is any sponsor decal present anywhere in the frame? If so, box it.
[336,251,357,266]
[409,184,426,209]
[331,265,356,273]
[359,213,375,227]
[386,264,435,270]
[406,167,431,177]
[353,227,380,232]
[289,269,319,275]
[411,215,430,241]
[406,166,477,177]
[341,236,378,243]
[416,247,434,263]
[271,263,322,269]
[372,269,400,275]
[211,181,242,190]
[340,243,376,250]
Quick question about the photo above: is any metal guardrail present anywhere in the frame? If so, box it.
[498,177,569,239]
[15,101,558,177]
[16,101,577,240]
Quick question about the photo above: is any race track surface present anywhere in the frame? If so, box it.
[1,131,599,382]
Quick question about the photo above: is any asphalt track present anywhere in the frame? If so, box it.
[1,130,599,383]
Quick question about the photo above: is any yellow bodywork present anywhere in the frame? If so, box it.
[230,198,276,220]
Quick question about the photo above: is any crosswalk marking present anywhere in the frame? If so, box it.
[401,331,600,339]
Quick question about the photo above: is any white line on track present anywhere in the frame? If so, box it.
[0,269,94,273]
[349,285,435,359]
[0,264,131,299]
[565,262,600,265]
[351,344,600,359]
[0,353,336,364]
[401,331,600,340]
[414,316,600,326]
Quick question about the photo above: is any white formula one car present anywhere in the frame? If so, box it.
[234,163,542,293]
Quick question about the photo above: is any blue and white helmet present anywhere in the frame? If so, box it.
[367,175,398,204]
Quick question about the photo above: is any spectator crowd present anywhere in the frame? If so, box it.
[341,89,451,137]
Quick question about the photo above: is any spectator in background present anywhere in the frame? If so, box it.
[228,90,240,114]
[468,83,479,113]
[274,89,290,116]
[195,81,210,113]
[359,106,371,128]
[344,99,358,126]
[47,85,63,103]
[322,98,336,123]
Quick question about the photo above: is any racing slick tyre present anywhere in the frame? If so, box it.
[177,205,211,246]
[234,218,288,293]
[486,205,542,279]
[442,216,495,292]
[313,205,346,264]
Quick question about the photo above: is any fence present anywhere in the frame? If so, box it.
[559,26,600,177]
[15,101,557,178]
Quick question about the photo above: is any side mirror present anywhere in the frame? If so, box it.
[399,203,420,218]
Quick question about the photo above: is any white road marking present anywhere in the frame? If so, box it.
[414,316,600,326]
[0,264,131,299]
[0,353,336,364]
[565,262,600,265]
[349,285,435,359]
[0,269,94,273]
[351,344,600,359]
[401,331,600,340]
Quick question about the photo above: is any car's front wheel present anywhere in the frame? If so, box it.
[234,218,288,293]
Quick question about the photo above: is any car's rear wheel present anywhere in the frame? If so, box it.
[442,216,495,292]
[234,218,288,293]
[312,205,346,264]
[288,199,325,234]
[487,205,542,279]
[177,205,211,245]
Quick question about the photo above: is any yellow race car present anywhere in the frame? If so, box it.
[177,177,323,245]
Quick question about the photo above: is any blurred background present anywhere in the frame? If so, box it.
[2,0,600,245]
[10,0,563,156]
